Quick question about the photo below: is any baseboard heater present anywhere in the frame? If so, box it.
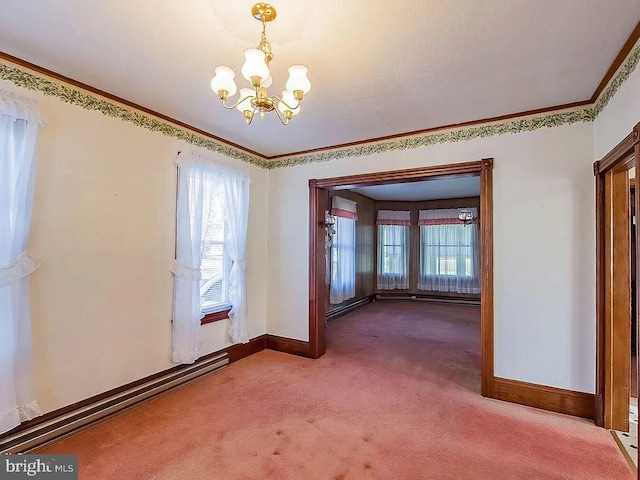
[375,294,480,306]
[0,353,229,454]
[326,296,372,320]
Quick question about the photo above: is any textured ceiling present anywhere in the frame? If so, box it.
[352,177,480,202]
[0,0,639,157]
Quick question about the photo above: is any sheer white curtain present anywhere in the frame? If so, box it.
[171,152,250,364]
[330,197,357,304]
[377,210,410,290]
[224,170,250,344]
[418,208,480,294]
[0,90,45,434]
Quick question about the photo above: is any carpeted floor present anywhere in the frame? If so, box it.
[35,301,633,479]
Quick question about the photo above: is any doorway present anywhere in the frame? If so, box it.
[308,159,495,396]
[594,123,640,469]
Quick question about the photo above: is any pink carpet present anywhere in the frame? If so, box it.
[35,301,632,479]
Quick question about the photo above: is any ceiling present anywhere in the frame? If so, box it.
[0,1,639,158]
[352,177,480,202]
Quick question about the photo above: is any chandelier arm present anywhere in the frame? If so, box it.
[269,94,301,110]
[272,105,290,125]
[221,94,256,110]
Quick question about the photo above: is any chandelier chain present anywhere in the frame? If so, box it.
[258,21,273,65]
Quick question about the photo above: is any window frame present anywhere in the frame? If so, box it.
[377,224,409,277]
[178,173,233,325]
[419,223,475,279]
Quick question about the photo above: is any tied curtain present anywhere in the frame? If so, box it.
[377,210,410,290]
[329,196,357,305]
[171,152,250,364]
[0,90,44,434]
[418,208,480,294]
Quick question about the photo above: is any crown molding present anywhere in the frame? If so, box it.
[0,27,639,171]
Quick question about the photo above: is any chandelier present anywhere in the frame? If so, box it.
[209,3,311,126]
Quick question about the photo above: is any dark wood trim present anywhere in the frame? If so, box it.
[0,335,266,441]
[266,334,312,358]
[308,179,327,359]
[265,102,591,161]
[223,335,267,363]
[591,20,640,103]
[606,170,632,431]
[594,122,639,429]
[492,377,595,419]
[595,131,637,174]
[314,162,482,189]
[309,159,494,395]
[595,171,605,427]
[0,51,265,160]
[480,158,494,397]
[201,308,230,325]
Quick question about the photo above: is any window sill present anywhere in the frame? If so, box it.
[201,308,231,325]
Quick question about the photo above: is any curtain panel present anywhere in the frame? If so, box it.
[329,197,357,304]
[0,90,45,434]
[418,208,480,294]
[330,216,356,304]
[377,210,410,290]
[331,196,358,221]
[171,152,251,364]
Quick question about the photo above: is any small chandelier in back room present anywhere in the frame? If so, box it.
[209,3,311,126]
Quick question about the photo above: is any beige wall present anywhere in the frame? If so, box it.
[266,123,597,394]
[0,79,269,414]
[6,48,640,412]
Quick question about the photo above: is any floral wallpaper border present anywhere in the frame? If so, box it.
[0,62,270,169]
[1,40,639,171]
[265,107,595,169]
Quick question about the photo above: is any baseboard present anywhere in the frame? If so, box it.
[326,295,373,320]
[266,334,311,358]
[0,334,266,453]
[224,334,266,362]
[492,377,595,419]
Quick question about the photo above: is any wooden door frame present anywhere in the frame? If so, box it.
[308,158,495,397]
[594,123,640,429]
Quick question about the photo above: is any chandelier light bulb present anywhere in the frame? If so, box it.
[261,74,273,89]
[278,90,300,116]
[210,66,237,97]
[236,88,255,113]
[285,65,311,95]
[241,49,269,83]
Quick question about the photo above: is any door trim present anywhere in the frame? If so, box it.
[308,159,495,396]
[594,123,640,429]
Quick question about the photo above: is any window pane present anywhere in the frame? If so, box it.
[420,224,474,278]
[189,175,232,313]
[378,225,408,275]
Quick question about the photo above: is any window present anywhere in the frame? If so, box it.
[420,224,474,277]
[376,210,410,290]
[418,208,480,294]
[330,216,356,304]
[188,175,232,315]
[379,225,408,274]
[329,196,358,305]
